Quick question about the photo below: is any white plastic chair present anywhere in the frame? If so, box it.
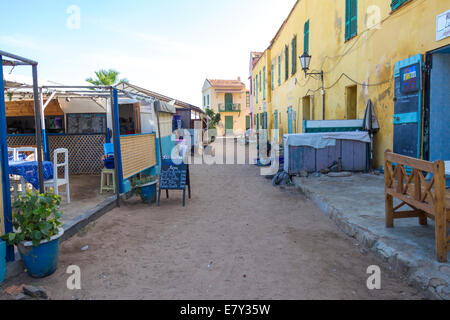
[8,147,17,161]
[8,147,21,197]
[44,148,70,204]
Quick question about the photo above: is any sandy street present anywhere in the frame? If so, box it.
[0,160,424,300]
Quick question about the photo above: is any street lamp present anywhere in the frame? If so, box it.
[299,52,326,120]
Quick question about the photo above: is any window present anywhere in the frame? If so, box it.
[391,0,409,11]
[263,66,266,100]
[203,96,205,107]
[271,63,274,90]
[285,45,289,81]
[278,56,281,86]
[304,20,310,54]
[291,35,297,75]
[207,95,210,106]
[346,85,357,119]
[345,0,357,41]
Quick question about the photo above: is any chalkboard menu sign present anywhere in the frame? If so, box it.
[158,158,191,207]
[159,159,187,190]
[67,113,107,134]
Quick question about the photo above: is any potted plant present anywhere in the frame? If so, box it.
[131,176,158,204]
[1,190,63,278]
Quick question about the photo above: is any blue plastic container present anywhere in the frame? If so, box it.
[18,229,63,278]
[139,181,157,204]
[102,156,115,169]
[0,240,6,283]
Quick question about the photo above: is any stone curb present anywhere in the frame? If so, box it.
[293,177,448,300]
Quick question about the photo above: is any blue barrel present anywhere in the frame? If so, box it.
[0,240,6,283]
[140,181,157,204]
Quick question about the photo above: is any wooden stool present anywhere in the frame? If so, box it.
[100,168,116,194]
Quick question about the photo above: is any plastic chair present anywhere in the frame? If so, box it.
[103,143,114,156]
[44,148,70,204]
[7,147,17,161]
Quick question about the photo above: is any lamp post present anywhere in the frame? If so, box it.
[299,52,326,120]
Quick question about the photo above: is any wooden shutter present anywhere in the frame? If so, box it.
[391,0,406,11]
[291,35,297,75]
[263,66,266,100]
[345,0,357,40]
[271,64,274,90]
[304,20,309,54]
[278,56,281,85]
[285,45,289,81]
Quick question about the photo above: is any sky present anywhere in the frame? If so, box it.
[0,0,297,107]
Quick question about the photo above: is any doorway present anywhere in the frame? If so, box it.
[302,96,311,121]
[225,116,234,132]
[425,45,450,163]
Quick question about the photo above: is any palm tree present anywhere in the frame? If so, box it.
[86,69,129,86]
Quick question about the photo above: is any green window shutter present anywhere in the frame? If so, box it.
[291,35,297,75]
[271,64,274,90]
[256,75,258,103]
[259,71,262,92]
[207,95,210,106]
[391,0,407,11]
[345,0,357,41]
[203,96,206,106]
[278,56,281,85]
[304,20,309,54]
[285,45,289,81]
[263,66,266,100]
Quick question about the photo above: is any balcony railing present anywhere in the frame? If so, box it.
[218,103,241,112]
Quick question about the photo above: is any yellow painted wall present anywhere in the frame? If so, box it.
[253,0,450,167]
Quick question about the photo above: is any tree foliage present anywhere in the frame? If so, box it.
[86,69,129,86]
[205,108,221,129]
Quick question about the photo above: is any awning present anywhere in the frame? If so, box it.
[158,100,176,114]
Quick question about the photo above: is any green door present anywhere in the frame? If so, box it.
[246,116,250,130]
[225,93,233,111]
[225,116,234,131]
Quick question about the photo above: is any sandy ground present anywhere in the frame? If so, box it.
[0,146,425,300]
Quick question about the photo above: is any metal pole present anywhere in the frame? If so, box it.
[155,100,164,166]
[32,64,45,192]
[0,55,14,261]
[110,89,121,207]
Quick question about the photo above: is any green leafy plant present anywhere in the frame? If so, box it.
[1,191,63,247]
[130,176,157,197]
[205,108,221,130]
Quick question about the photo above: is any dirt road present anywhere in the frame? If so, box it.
[0,162,423,300]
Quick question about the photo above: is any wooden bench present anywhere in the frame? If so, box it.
[384,150,450,262]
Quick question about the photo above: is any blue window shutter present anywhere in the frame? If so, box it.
[278,56,281,85]
[271,64,274,90]
[285,45,289,81]
[259,71,262,92]
[291,35,297,75]
[263,66,266,100]
[391,0,408,11]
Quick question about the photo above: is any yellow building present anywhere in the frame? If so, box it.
[252,0,450,168]
[202,79,251,136]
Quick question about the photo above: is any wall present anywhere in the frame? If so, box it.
[6,100,63,117]
[252,0,450,167]
[0,164,4,236]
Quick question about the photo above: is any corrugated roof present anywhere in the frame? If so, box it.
[116,82,205,114]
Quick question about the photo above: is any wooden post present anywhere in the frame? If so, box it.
[385,150,394,228]
[414,169,427,225]
[434,160,447,262]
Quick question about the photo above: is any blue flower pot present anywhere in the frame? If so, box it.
[17,228,64,278]
[0,240,6,283]
[139,181,157,204]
